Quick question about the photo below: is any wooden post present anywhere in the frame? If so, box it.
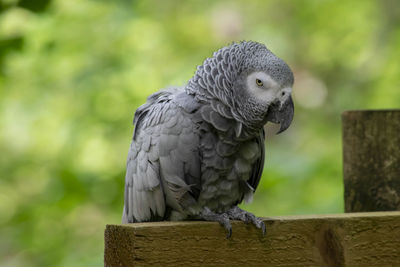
[342,110,400,212]
[104,212,400,266]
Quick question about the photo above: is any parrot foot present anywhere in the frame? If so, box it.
[199,206,266,238]
[200,207,232,238]
[227,206,266,236]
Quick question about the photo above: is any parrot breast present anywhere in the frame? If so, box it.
[197,129,262,212]
[191,103,263,213]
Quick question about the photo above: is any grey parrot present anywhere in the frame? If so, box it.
[122,41,294,238]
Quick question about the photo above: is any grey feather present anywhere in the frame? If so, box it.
[216,141,236,157]
[234,157,251,176]
[209,111,230,131]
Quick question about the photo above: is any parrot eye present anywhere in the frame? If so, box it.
[256,79,263,86]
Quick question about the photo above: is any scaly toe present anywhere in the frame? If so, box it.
[228,206,266,236]
[200,207,233,238]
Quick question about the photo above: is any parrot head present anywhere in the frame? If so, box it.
[238,43,294,134]
[186,41,294,134]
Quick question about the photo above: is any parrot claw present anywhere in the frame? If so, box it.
[226,227,232,239]
[261,222,266,236]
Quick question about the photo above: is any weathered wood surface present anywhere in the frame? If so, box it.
[342,110,400,212]
[104,211,400,266]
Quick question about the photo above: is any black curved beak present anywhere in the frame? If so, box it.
[265,95,294,134]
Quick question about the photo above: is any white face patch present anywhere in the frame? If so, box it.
[246,72,280,104]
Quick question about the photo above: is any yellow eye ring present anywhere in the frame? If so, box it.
[256,79,263,86]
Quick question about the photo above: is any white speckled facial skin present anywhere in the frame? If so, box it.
[246,71,292,106]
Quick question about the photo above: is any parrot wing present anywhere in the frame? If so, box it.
[247,129,265,193]
[122,88,201,223]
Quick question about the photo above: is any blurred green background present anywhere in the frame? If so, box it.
[1,0,399,266]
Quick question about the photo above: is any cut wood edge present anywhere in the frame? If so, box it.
[109,211,400,229]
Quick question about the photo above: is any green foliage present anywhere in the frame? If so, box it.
[0,0,399,265]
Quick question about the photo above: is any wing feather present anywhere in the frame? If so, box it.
[247,129,266,192]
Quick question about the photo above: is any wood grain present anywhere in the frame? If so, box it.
[104,211,400,266]
[342,110,400,212]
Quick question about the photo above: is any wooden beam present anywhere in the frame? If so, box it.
[342,110,400,212]
[104,211,400,266]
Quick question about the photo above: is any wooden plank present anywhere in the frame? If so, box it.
[342,110,400,212]
[104,211,400,266]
